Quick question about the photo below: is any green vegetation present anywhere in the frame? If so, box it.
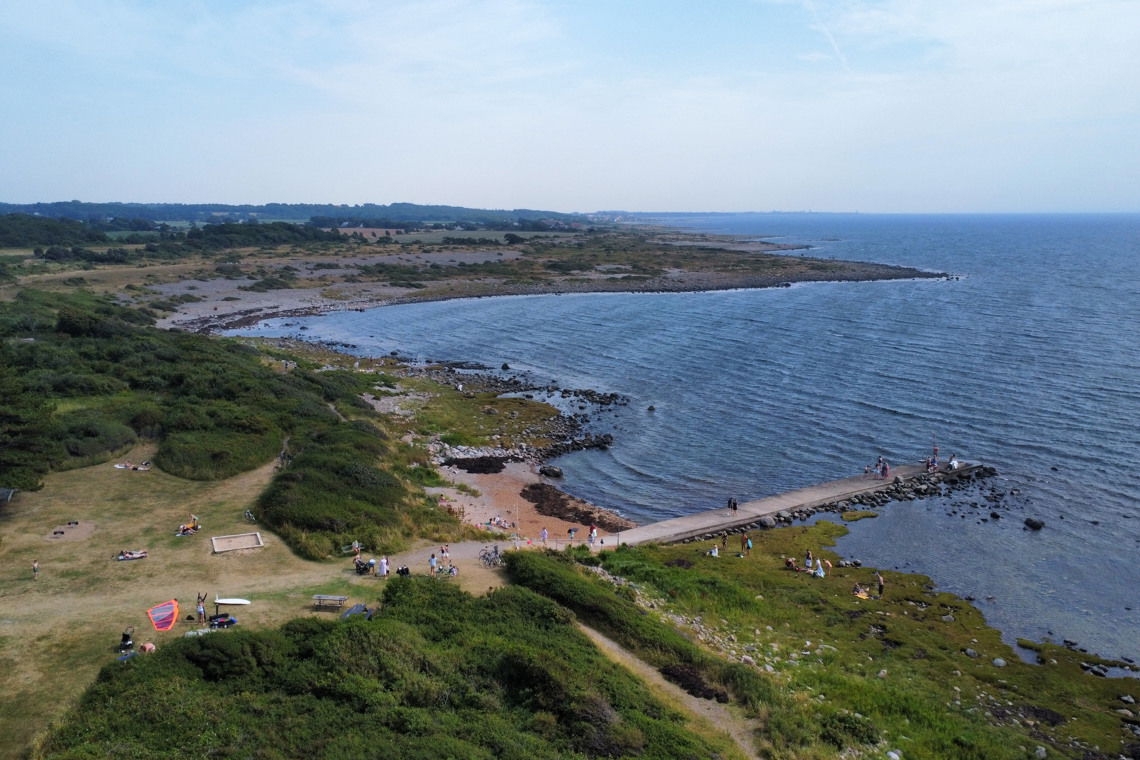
[0,289,454,555]
[507,537,1134,759]
[39,580,734,759]
[0,214,108,247]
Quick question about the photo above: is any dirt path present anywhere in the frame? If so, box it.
[578,624,761,760]
[0,444,750,760]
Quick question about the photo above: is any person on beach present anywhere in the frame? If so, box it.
[882,460,891,479]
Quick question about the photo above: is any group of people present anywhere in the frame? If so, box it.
[852,572,886,599]
[175,515,200,536]
[784,549,832,578]
[353,555,392,577]
[428,546,458,576]
[706,531,753,558]
[864,456,891,479]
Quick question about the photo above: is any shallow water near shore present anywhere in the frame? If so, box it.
[228,213,1140,663]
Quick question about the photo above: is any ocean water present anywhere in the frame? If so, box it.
[228,213,1140,663]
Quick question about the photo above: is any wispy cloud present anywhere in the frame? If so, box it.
[801,0,850,71]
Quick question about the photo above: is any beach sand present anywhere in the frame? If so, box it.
[428,461,627,550]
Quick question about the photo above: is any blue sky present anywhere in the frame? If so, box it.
[1,0,1137,212]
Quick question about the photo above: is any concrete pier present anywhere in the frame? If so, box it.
[614,462,984,547]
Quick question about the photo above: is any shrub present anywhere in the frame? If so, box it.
[56,412,136,460]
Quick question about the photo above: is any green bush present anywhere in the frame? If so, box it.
[157,429,281,480]
[41,579,727,759]
[56,412,136,460]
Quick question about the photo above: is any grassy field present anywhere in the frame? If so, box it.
[0,444,374,758]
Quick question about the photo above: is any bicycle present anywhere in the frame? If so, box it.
[479,545,504,568]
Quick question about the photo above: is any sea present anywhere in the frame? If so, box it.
[227,213,1140,665]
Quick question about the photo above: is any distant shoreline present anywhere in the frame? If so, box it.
[158,232,947,334]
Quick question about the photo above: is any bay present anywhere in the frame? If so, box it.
[228,213,1140,663]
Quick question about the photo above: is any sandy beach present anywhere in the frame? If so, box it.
[427,460,630,549]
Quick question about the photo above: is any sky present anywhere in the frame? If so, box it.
[1,0,1138,213]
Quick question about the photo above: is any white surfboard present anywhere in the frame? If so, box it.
[214,598,251,605]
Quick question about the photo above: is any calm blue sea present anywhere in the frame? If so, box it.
[228,213,1140,663]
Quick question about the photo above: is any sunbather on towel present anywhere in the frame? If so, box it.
[116,550,148,560]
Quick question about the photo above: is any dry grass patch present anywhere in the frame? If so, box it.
[0,444,360,760]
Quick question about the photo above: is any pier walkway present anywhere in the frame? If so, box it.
[614,462,982,547]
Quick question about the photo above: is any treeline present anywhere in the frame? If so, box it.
[0,201,588,226]
[0,214,108,247]
[182,221,341,248]
[1,215,346,258]
[0,290,454,557]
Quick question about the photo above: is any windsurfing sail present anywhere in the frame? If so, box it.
[147,599,180,631]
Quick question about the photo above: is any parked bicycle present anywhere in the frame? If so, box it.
[479,545,503,568]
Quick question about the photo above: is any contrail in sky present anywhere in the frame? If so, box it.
[802,0,850,72]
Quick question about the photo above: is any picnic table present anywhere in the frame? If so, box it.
[312,594,349,610]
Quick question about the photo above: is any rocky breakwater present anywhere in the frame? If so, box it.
[520,483,635,533]
[680,464,1000,545]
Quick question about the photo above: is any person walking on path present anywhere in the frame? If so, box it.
[32,559,39,580]
[540,527,548,545]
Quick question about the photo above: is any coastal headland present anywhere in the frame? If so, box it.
[125,227,948,333]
